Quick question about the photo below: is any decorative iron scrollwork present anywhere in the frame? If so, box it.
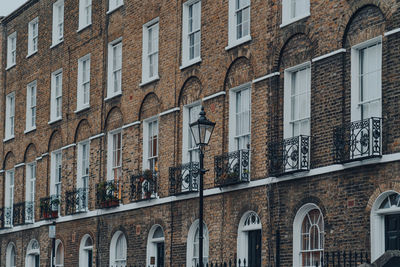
[214,149,250,187]
[169,162,200,195]
[131,170,158,201]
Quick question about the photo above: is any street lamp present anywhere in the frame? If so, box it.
[189,106,215,267]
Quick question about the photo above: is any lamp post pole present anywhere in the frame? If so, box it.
[199,145,205,267]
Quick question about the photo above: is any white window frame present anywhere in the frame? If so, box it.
[107,129,122,181]
[141,18,160,85]
[25,81,37,133]
[108,0,124,14]
[182,101,201,164]
[25,162,36,223]
[227,0,251,50]
[5,92,15,141]
[50,69,63,123]
[181,0,202,69]
[25,239,40,267]
[237,211,262,263]
[79,234,93,267]
[78,0,92,31]
[50,150,62,198]
[281,0,310,27]
[146,225,165,267]
[28,18,39,56]
[106,38,123,100]
[76,54,91,111]
[52,0,64,47]
[6,242,16,267]
[186,220,209,267]
[293,203,324,267]
[5,169,15,227]
[77,140,90,211]
[283,62,311,139]
[143,116,159,172]
[228,83,251,153]
[54,240,64,267]
[351,36,382,122]
[7,32,17,69]
[109,231,127,266]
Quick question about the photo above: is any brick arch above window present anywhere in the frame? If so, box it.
[224,56,254,91]
[74,119,92,144]
[3,151,16,170]
[24,143,38,163]
[105,106,124,132]
[278,33,314,71]
[178,76,203,107]
[139,93,161,121]
[48,129,63,152]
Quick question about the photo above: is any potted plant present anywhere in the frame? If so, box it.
[50,198,60,218]
[97,181,119,208]
[143,169,153,181]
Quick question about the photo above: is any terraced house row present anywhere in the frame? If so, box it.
[1,0,400,266]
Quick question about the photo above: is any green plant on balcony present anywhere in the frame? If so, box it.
[97,181,120,208]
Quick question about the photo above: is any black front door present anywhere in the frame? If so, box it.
[157,242,165,267]
[248,230,261,267]
[385,214,400,250]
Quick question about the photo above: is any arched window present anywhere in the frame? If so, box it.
[186,220,209,267]
[237,211,261,266]
[146,225,165,267]
[25,239,40,267]
[371,191,400,261]
[293,204,324,267]
[79,234,93,267]
[55,240,64,267]
[6,242,16,267]
[110,231,127,267]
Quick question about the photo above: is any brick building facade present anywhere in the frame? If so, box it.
[0,0,400,266]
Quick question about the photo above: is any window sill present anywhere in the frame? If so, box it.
[74,105,90,114]
[180,58,202,70]
[104,92,122,102]
[24,127,36,134]
[26,51,38,58]
[107,4,124,15]
[77,24,92,33]
[6,64,16,71]
[225,35,252,51]
[140,76,160,87]
[48,118,62,125]
[280,13,310,28]
[50,40,64,49]
[3,135,15,143]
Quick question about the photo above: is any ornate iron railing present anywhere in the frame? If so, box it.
[96,180,122,208]
[316,251,370,267]
[0,208,4,229]
[268,135,311,176]
[25,201,34,223]
[4,206,13,227]
[131,170,158,202]
[65,188,88,215]
[169,162,200,195]
[12,202,26,226]
[214,149,250,187]
[40,195,60,220]
[333,117,382,163]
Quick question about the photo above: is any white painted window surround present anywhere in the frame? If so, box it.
[281,0,310,27]
[79,234,93,267]
[237,211,261,264]
[181,0,201,68]
[54,240,64,267]
[142,18,159,85]
[7,32,17,69]
[28,18,39,56]
[143,117,159,172]
[77,140,90,211]
[77,54,91,111]
[146,225,165,267]
[25,239,40,267]
[110,231,127,267]
[5,92,15,140]
[284,62,311,139]
[25,162,36,223]
[186,220,209,267]
[5,170,15,227]
[182,102,201,164]
[351,36,382,122]
[108,0,124,13]
[51,150,62,198]
[26,81,37,132]
[6,242,16,267]
[107,38,123,99]
[52,0,64,46]
[50,69,63,122]
[227,0,251,50]
[78,0,92,31]
[293,203,324,267]
[107,129,122,181]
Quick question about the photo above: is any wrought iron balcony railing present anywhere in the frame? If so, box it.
[96,180,122,209]
[169,162,200,195]
[214,149,250,187]
[0,208,4,229]
[268,135,311,176]
[4,206,13,228]
[333,117,382,163]
[40,195,60,220]
[25,201,34,223]
[65,188,89,215]
[12,202,26,226]
[131,170,158,202]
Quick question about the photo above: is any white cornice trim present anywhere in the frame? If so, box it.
[159,107,180,117]
[384,28,400,37]
[252,72,280,84]
[41,153,49,157]
[202,91,226,102]
[312,49,346,63]
[14,163,25,168]
[0,170,4,173]
[61,143,76,150]
[122,121,141,129]
[89,133,105,141]
[35,156,42,161]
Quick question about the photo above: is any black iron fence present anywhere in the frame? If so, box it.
[40,195,60,220]
[131,170,158,201]
[333,117,382,163]
[214,149,250,187]
[65,188,89,215]
[316,251,370,267]
[96,180,122,209]
[268,135,311,176]
[169,162,200,195]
